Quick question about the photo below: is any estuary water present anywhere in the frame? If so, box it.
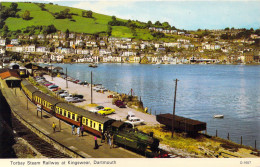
[51,63,260,149]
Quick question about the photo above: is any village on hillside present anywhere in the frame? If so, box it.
[0,27,260,67]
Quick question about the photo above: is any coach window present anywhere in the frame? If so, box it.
[68,111,71,118]
[86,119,88,126]
[71,113,75,120]
[93,123,96,128]
[90,121,92,128]
[82,118,86,125]
[99,124,102,131]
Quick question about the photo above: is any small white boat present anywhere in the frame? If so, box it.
[214,115,224,118]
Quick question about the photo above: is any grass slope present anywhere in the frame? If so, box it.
[2,2,157,40]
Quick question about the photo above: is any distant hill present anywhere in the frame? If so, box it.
[1,2,158,40]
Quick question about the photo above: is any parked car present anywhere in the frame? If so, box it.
[126,112,137,121]
[65,97,79,103]
[48,85,58,89]
[49,87,58,91]
[78,81,88,85]
[115,100,126,108]
[73,97,85,102]
[98,107,115,115]
[60,91,70,98]
[45,82,54,86]
[73,94,84,99]
[56,89,65,95]
[125,118,145,126]
[125,112,144,126]
[90,106,104,113]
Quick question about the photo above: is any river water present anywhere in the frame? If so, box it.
[50,63,260,149]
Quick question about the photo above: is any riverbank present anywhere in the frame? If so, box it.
[43,74,259,158]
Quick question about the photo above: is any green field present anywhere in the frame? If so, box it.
[1,2,156,39]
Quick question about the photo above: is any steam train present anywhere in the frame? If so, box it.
[21,79,159,154]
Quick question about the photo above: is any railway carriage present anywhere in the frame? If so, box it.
[21,80,39,100]
[55,103,115,137]
[33,91,60,113]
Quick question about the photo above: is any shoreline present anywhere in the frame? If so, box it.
[39,62,260,66]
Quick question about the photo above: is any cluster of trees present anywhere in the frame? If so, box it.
[54,8,75,19]
[151,32,165,38]
[22,25,57,35]
[108,16,127,26]
[0,3,19,29]
[82,10,93,18]
[37,3,47,11]
[221,28,259,40]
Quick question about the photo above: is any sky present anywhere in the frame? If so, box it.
[2,0,260,30]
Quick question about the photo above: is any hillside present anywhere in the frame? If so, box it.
[0,2,158,40]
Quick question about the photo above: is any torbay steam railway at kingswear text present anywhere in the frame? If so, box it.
[21,79,160,155]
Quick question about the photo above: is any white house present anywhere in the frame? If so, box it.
[0,47,6,54]
[36,47,49,53]
[23,45,35,53]
[11,39,19,45]
[0,39,6,46]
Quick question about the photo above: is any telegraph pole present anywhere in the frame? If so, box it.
[51,64,53,81]
[66,67,68,88]
[172,79,179,138]
[91,71,93,104]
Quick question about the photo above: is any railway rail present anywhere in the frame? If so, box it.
[11,114,70,158]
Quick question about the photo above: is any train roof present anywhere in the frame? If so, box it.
[24,84,39,93]
[34,91,60,105]
[21,79,31,86]
[56,103,114,123]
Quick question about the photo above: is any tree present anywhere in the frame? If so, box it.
[112,16,116,22]
[107,25,112,36]
[147,21,152,27]
[2,25,9,37]
[65,29,69,39]
[3,25,9,32]
[86,10,93,18]
[224,27,230,31]
[22,10,31,20]
[10,3,18,11]
[162,22,171,29]
[155,21,161,26]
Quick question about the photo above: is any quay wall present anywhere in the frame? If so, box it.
[0,80,84,158]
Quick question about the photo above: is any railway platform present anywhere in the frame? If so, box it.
[0,81,143,158]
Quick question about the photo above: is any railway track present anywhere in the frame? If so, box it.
[11,114,70,158]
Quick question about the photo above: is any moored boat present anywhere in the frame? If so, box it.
[214,115,224,118]
[89,63,98,68]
